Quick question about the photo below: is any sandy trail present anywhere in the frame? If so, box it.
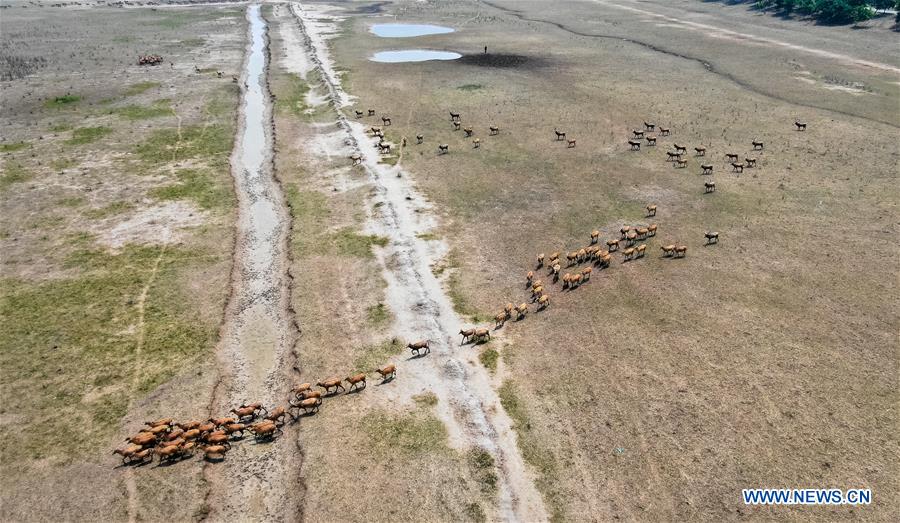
[289,3,547,521]
[202,5,303,521]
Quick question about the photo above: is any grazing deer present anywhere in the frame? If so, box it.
[355,110,364,118]
[701,164,713,175]
[731,162,744,173]
[636,227,649,239]
[628,140,642,150]
[438,144,449,154]
[554,128,566,141]
[382,116,391,126]
[379,142,391,153]
[408,340,430,356]
[376,364,396,381]
[673,144,687,154]
[567,138,576,148]
[416,134,423,144]
[625,231,638,246]
[489,125,499,135]
[464,127,473,137]
[659,127,670,136]
[752,140,763,150]
[566,251,578,266]
[694,146,706,156]
[644,121,656,131]
[645,135,657,146]
[794,121,806,131]
[676,158,688,168]
[581,266,592,281]
[705,231,719,244]
[745,157,757,168]
[704,181,716,193]
[597,253,611,268]
[449,111,460,121]
[647,204,657,217]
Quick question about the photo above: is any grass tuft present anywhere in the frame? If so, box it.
[479,347,499,373]
[84,201,135,219]
[150,169,233,210]
[353,338,404,372]
[124,81,160,96]
[366,302,391,327]
[66,126,112,145]
[44,95,80,108]
[111,100,173,120]
[0,142,28,152]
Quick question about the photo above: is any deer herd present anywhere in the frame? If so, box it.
[113,362,398,467]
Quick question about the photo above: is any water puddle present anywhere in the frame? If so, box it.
[370,23,454,37]
[370,49,461,63]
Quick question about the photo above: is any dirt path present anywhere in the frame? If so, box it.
[202,5,303,521]
[290,3,548,521]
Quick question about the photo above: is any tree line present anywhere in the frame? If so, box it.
[754,0,899,24]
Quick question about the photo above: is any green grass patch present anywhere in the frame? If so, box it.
[353,338,404,373]
[412,392,438,407]
[0,245,219,466]
[84,201,135,219]
[468,447,499,494]
[135,124,232,165]
[273,73,310,116]
[66,126,112,146]
[50,157,76,171]
[55,197,86,208]
[499,381,565,521]
[447,271,486,321]
[366,302,390,327]
[124,81,160,96]
[150,169,232,210]
[111,100,173,120]
[50,123,73,133]
[457,84,483,91]
[0,142,28,152]
[416,232,440,241]
[363,409,448,455]
[464,503,487,523]
[44,95,81,109]
[0,163,32,189]
[179,38,205,48]
[331,227,388,258]
[479,347,499,373]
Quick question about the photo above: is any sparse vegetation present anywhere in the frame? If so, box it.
[83,201,135,219]
[479,347,499,372]
[457,84,484,91]
[274,73,310,115]
[135,125,232,165]
[352,338,404,372]
[0,142,28,152]
[0,163,32,189]
[365,302,391,327]
[151,169,233,210]
[44,95,80,108]
[66,126,112,145]
[124,81,160,96]
[110,100,173,120]
[363,409,449,455]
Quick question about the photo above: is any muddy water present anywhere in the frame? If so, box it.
[204,5,302,520]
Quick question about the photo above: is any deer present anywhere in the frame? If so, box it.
[629,140,642,150]
[745,157,757,168]
[536,253,545,268]
[660,244,676,257]
[495,312,507,329]
[472,138,481,148]
[378,142,391,154]
[265,407,287,425]
[203,444,229,461]
[632,129,644,138]
[731,162,744,173]
[666,151,681,161]
[408,340,430,356]
[144,418,174,428]
[250,421,281,441]
[705,231,719,244]
[569,273,583,288]
[644,121,656,131]
[438,144,449,154]
[489,125,499,135]
[368,109,376,116]
[647,204,657,217]
[621,225,632,238]
[673,144,687,154]
[591,230,600,244]
[382,116,392,126]
[317,377,346,394]
[449,111,460,121]
[645,135,657,146]
[794,121,806,131]
[596,253,611,268]
[516,303,528,320]
[295,397,320,415]
[694,146,706,156]
[635,244,647,258]
[606,238,619,251]
[416,134,424,144]
[453,121,461,130]
[674,245,688,258]
[636,227,649,239]
[230,406,258,422]
[376,364,396,381]
[725,153,738,162]
[346,373,367,392]
[464,127,474,137]
[659,126,670,136]
[554,128,566,141]
[355,110,364,118]
[537,294,550,310]
[625,231,638,246]
[705,181,716,193]
[350,153,362,165]
[581,266,592,281]
[472,328,491,343]
[460,328,475,343]
[701,164,713,175]
[531,286,544,301]
[752,140,763,150]
[647,224,658,236]
[566,251,578,266]
[223,423,247,439]
[676,158,688,168]
[567,138,576,148]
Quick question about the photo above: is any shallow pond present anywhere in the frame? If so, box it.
[370,50,462,63]
[370,23,454,38]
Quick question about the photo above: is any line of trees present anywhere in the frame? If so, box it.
[754,0,899,24]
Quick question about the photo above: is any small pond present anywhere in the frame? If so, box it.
[370,50,462,63]
[370,23,454,38]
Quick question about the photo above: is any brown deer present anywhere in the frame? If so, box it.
[752,140,764,150]
[632,129,644,138]
[674,245,688,258]
[676,158,688,168]
[368,109,376,116]
[376,364,396,381]
[606,238,619,251]
[705,231,719,244]
[408,340,430,356]
[673,144,687,154]
[449,111,460,121]
[745,157,757,168]
[701,164,713,175]
[438,144,449,154]
[382,116,392,126]
[694,146,706,156]
[464,127,474,137]
[628,140,642,150]
[346,373,367,392]
[416,134,424,144]
[590,230,600,244]
[660,244,676,257]
[554,128,566,141]
[647,204,657,217]
[489,125,500,135]
[731,162,744,173]
[644,121,656,131]
[567,138,576,148]
[645,135,657,146]
[659,127,670,136]
[704,181,716,193]
[355,110,364,118]
[317,377,345,394]
[794,121,806,131]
